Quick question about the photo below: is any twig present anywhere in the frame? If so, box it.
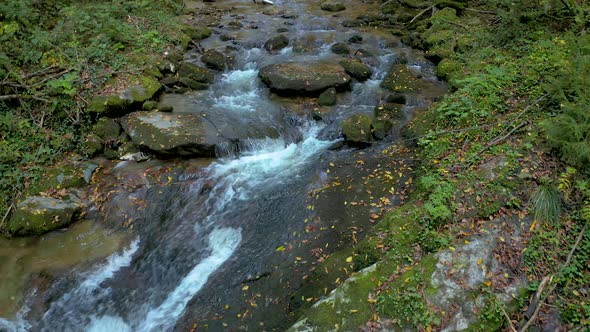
[464,94,547,168]
[409,5,435,24]
[440,19,469,30]
[465,8,497,14]
[0,204,14,231]
[520,276,552,332]
[0,94,50,103]
[501,305,518,332]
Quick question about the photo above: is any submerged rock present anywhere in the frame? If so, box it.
[259,62,351,95]
[330,42,350,55]
[201,49,231,71]
[338,59,373,82]
[5,196,82,236]
[320,2,346,12]
[264,34,290,53]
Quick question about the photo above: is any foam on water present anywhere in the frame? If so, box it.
[205,124,336,213]
[138,227,241,331]
[79,238,140,290]
[212,65,262,113]
[86,227,242,332]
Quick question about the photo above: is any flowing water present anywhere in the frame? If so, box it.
[0,0,446,331]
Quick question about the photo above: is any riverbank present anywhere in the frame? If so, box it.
[291,1,590,331]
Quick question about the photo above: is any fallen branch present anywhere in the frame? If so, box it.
[439,18,469,30]
[465,8,497,15]
[501,305,518,332]
[0,94,50,103]
[409,5,435,24]
[0,204,14,231]
[519,222,588,332]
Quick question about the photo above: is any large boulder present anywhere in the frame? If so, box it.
[4,196,82,236]
[259,62,351,95]
[338,59,373,82]
[381,64,426,93]
[121,111,219,157]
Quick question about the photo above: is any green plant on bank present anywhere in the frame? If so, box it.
[390,0,590,329]
[0,0,185,220]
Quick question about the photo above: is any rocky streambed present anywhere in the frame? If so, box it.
[0,0,448,331]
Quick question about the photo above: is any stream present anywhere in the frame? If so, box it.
[0,0,446,331]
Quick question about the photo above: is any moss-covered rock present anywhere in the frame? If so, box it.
[93,117,121,141]
[201,49,230,71]
[338,59,373,82]
[422,8,461,62]
[436,57,463,83]
[342,114,373,144]
[83,133,104,157]
[330,42,350,55]
[374,102,404,119]
[381,64,425,93]
[143,100,159,111]
[125,76,162,104]
[27,161,98,195]
[183,26,212,41]
[178,61,215,83]
[121,111,218,156]
[320,2,346,12]
[318,87,337,106]
[88,95,132,117]
[371,118,394,140]
[264,34,290,53]
[4,196,82,236]
[259,62,351,95]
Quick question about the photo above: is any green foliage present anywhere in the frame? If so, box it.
[437,66,513,124]
[531,180,562,225]
[0,0,185,218]
[419,174,455,222]
[376,267,439,328]
[541,34,590,170]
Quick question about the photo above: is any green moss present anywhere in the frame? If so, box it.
[342,114,373,143]
[436,58,462,82]
[5,197,81,236]
[93,117,121,141]
[129,76,162,103]
[338,59,373,82]
[380,64,423,92]
[183,26,212,41]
